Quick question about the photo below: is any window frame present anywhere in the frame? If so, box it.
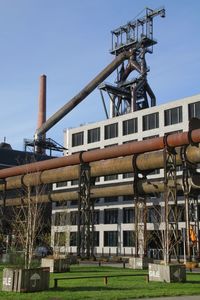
[188,101,200,120]
[164,106,182,126]
[104,123,118,139]
[123,118,138,135]
[142,112,159,131]
[104,231,118,247]
[87,127,100,144]
[72,131,84,147]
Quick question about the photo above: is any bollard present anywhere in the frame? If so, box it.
[54,279,58,288]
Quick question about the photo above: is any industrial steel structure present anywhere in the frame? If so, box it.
[1,98,200,261]
[1,7,200,264]
[33,7,165,138]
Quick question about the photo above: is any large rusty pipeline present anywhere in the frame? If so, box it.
[35,51,131,137]
[2,175,200,207]
[0,128,200,180]
[0,144,200,192]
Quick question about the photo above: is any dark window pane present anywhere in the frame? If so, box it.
[104,174,118,181]
[88,127,100,143]
[71,179,79,186]
[56,181,68,188]
[123,118,138,135]
[123,172,133,178]
[104,209,118,224]
[72,132,84,147]
[70,211,78,225]
[123,231,135,247]
[104,197,118,203]
[94,231,99,246]
[92,210,100,225]
[70,232,77,246]
[164,106,182,126]
[104,123,118,139]
[123,195,133,202]
[143,113,159,131]
[188,101,200,120]
[104,231,118,246]
[123,208,135,223]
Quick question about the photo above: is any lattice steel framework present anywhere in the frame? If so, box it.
[181,145,199,261]
[163,144,179,264]
[77,163,95,258]
[99,7,165,118]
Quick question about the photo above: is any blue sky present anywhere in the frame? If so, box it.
[0,0,200,151]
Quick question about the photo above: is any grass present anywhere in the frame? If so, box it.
[0,264,200,299]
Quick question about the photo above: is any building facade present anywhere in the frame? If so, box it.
[51,94,200,257]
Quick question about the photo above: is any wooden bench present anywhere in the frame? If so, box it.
[54,273,148,288]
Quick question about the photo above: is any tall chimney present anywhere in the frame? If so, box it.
[36,74,46,154]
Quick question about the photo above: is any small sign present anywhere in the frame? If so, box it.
[3,277,12,286]
[30,273,41,288]
[149,270,160,278]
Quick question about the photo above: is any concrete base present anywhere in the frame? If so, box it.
[148,263,186,283]
[2,267,50,292]
[41,258,70,273]
[129,257,150,269]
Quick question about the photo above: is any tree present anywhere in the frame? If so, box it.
[146,201,184,263]
[52,209,70,258]
[12,182,51,269]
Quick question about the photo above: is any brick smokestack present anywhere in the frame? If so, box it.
[36,74,46,154]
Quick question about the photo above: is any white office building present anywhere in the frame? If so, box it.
[51,93,200,257]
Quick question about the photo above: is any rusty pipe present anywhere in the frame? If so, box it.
[0,129,200,179]
[0,129,200,180]
[2,175,200,207]
[35,51,131,137]
[1,144,200,192]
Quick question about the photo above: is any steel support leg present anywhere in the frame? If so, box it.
[181,145,198,261]
[0,180,7,236]
[163,145,178,264]
[133,155,147,258]
[77,162,94,259]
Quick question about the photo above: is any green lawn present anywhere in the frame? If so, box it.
[0,264,200,299]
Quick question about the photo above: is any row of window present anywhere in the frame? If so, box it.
[54,195,134,207]
[53,209,134,226]
[56,226,199,248]
[69,230,135,247]
[71,101,200,146]
[53,205,186,226]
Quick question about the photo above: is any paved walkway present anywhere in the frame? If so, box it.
[135,296,200,300]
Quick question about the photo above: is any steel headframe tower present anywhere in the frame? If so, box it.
[99,7,165,117]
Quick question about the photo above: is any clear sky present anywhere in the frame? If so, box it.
[0,0,200,151]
